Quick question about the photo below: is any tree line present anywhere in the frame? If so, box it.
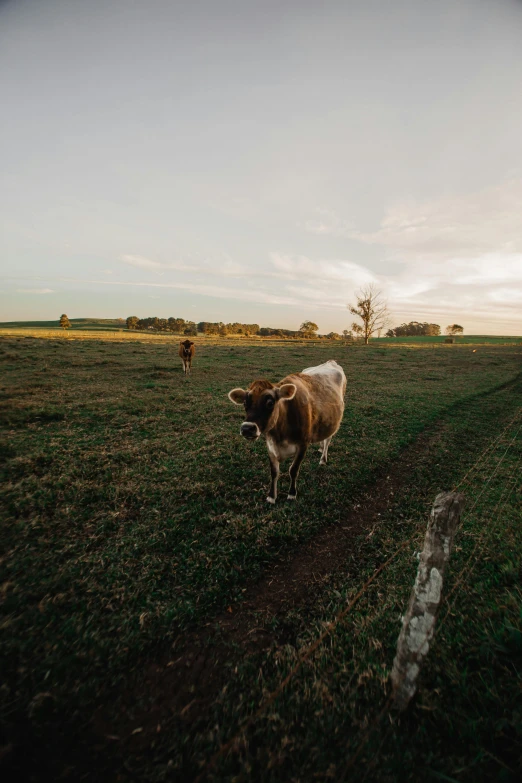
[124,317,351,339]
[385,322,464,337]
[58,302,464,342]
[126,316,198,334]
[125,317,260,335]
[386,322,441,337]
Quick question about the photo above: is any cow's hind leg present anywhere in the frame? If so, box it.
[319,436,332,465]
[267,453,280,504]
[288,445,308,500]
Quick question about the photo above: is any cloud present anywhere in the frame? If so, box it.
[269,253,376,286]
[119,253,247,277]
[60,277,298,307]
[120,254,167,270]
[16,288,54,294]
[342,179,522,259]
[302,208,355,237]
[297,181,522,330]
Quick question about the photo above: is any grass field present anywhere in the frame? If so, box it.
[0,318,127,331]
[1,320,521,346]
[1,335,521,781]
[377,334,522,345]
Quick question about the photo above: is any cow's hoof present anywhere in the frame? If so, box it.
[319,458,327,465]
[287,494,297,501]
[266,496,276,505]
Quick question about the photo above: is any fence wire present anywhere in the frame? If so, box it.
[339,411,521,776]
[194,409,522,782]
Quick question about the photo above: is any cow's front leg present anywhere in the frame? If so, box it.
[288,445,308,500]
[267,453,279,504]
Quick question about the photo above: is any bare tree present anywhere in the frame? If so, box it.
[347,284,390,345]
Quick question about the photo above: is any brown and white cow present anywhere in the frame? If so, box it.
[179,340,195,374]
[228,360,346,503]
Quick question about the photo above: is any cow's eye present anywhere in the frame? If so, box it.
[266,397,274,409]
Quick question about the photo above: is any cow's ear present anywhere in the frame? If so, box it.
[228,388,247,405]
[277,383,296,401]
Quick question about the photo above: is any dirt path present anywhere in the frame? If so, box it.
[90,424,444,772]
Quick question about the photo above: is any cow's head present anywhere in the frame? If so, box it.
[180,340,194,357]
[228,379,296,440]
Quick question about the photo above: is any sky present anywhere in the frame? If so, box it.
[1,0,522,334]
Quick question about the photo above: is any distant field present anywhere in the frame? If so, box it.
[377,334,522,345]
[0,318,126,332]
[1,321,520,346]
[1,335,521,781]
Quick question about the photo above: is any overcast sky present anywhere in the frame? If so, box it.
[1,0,522,333]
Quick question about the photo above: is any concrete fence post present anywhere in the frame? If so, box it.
[391,491,465,710]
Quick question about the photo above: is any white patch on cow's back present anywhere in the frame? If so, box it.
[301,360,345,385]
[301,360,346,400]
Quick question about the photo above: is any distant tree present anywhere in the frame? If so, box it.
[168,317,186,333]
[325,332,341,340]
[126,316,139,330]
[60,314,70,330]
[348,285,390,345]
[445,324,464,336]
[342,329,353,340]
[184,323,197,336]
[219,324,229,336]
[300,320,319,336]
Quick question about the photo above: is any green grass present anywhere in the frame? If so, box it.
[376,334,522,345]
[1,335,521,781]
[0,318,127,331]
[193,382,522,783]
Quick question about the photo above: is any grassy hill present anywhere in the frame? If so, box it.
[376,334,521,345]
[0,318,126,331]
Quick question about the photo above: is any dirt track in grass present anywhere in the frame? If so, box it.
[91,421,446,768]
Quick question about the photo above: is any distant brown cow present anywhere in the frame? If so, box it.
[179,340,195,374]
[228,360,346,503]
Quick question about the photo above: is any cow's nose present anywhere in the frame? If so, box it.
[241,422,259,439]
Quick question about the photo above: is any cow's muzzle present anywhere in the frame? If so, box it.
[240,422,260,440]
